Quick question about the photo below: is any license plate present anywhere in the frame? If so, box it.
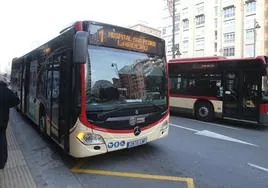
[127,138,147,148]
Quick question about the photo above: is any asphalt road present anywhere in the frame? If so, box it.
[9,110,268,188]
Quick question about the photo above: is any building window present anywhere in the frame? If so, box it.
[223,46,235,56]
[182,51,189,57]
[196,27,205,38]
[215,31,218,40]
[195,15,205,26]
[222,0,235,7]
[223,6,235,18]
[215,6,218,16]
[195,38,204,50]
[183,19,189,30]
[182,8,188,17]
[175,14,180,22]
[245,1,256,14]
[194,50,204,57]
[223,19,235,32]
[162,27,166,35]
[224,32,235,43]
[183,30,189,40]
[183,40,189,50]
[196,3,204,15]
[244,15,255,29]
[175,23,180,31]
[244,44,254,57]
[214,42,217,52]
[245,29,254,43]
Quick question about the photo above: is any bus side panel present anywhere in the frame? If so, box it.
[170,96,196,114]
[170,96,223,117]
[259,103,268,125]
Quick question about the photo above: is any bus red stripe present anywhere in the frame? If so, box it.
[260,104,268,112]
[170,94,219,101]
[79,64,87,124]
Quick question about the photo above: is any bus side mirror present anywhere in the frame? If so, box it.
[73,31,89,64]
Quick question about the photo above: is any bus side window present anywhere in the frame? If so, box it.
[170,75,182,94]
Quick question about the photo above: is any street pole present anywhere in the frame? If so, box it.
[172,0,175,58]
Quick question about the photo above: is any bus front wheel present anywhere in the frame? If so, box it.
[195,102,214,122]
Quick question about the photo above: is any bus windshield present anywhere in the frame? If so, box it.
[85,45,167,119]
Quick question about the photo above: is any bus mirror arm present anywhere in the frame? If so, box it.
[73,31,89,64]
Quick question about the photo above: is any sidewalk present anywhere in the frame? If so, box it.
[0,124,36,188]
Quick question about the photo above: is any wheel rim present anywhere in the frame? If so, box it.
[198,106,209,118]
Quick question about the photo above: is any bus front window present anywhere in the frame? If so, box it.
[262,76,268,102]
[85,45,168,123]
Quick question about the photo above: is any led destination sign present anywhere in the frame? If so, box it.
[106,31,156,52]
[89,24,163,55]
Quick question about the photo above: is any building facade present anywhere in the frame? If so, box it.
[161,0,267,60]
[130,24,161,38]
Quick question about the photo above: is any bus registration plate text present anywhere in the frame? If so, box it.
[127,138,147,148]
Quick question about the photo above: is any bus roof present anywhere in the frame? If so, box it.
[168,56,267,64]
[12,20,165,64]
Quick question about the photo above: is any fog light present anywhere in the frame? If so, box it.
[77,132,104,145]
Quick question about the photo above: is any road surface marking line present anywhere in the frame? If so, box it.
[248,163,268,172]
[170,124,258,147]
[172,117,241,130]
[189,119,242,130]
[71,168,195,188]
[170,123,199,132]
[71,159,87,170]
[195,130,258,147]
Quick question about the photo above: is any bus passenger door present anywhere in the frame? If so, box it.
[47,56,61,142]
[223,72,240,117]
[241,72,260,121]
[47,52,70,151]
[27,60,38,123]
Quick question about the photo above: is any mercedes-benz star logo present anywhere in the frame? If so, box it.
[134,126,141,136]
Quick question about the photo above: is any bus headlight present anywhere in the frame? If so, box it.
[77,132,104,145]
[161,120,169,130]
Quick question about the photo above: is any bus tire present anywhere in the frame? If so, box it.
[39,112,47,137]
[195,102,214,122]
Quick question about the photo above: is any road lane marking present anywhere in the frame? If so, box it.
[71,167,195,188]
[170,123,258,147]
[248,163,268,172]
[170,123,199,132]
[195,130,258,147]
[171,117,241,130]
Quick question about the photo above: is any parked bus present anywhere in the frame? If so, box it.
[10,21,169,158]
[168,56,268,125]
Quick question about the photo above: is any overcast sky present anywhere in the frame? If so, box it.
[0,0,166,73]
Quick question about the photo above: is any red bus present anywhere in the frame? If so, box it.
[10,21,169,158]
[168,56,268,125]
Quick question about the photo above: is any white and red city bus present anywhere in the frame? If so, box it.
[168,56,268,125]
[10,21,169,158]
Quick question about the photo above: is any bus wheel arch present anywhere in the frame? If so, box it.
[39,104,47,136]
[194,100,215,122]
